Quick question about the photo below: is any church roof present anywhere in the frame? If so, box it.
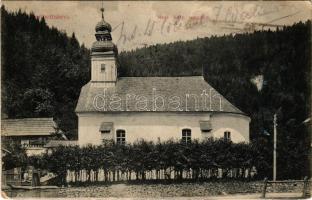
[75,76,245,114]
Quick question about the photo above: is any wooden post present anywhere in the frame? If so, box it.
[273,114,277,181]
[302,176,308,198]
[261,177,268,198]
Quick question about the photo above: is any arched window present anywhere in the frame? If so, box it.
[224,131,231,141]
[182,129,191,144]
[116,129,126,145]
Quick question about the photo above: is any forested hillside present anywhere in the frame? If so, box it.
[1,7,90,139]
[1,6,310,179]
[119,21,311,139]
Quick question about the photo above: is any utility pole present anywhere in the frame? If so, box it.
[273,113,277,181]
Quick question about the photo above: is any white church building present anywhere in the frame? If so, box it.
[75,10,250,146]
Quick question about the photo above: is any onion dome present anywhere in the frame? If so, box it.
[91,8,117,54]
[95,21,112,32]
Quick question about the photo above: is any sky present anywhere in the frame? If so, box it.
[3,1,312,51]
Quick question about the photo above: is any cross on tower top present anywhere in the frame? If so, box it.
[100,7,104,19]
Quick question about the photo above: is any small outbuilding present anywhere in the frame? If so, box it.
[1,118,56,156]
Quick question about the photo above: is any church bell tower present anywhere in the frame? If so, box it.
[91,8,118,87]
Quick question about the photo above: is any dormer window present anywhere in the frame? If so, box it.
[101,64,106,73]
[101,130,110,134]
[99,122,113,134]
[99,122,113,142]
[199,121,212,133]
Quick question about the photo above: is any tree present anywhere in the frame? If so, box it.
[1,137,28,170]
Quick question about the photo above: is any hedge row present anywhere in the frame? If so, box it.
[29,138,272,185]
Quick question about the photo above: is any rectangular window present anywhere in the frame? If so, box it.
[224,131,231,141]
[101,64,106,73]
[116,130,126,145]
[22,139,45,147]
[182,129,191,144]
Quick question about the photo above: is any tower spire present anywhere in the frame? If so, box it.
[100,7,104,20]
[92,3,116,54]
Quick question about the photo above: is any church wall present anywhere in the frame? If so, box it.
[210,113,250,142]
[77,112,250,146]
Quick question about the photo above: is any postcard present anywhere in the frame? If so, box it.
[1,1,311,199]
